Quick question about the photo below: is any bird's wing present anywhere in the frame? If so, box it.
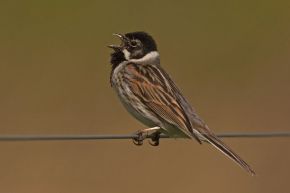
[125,63,201,143]
[125,63,255,175]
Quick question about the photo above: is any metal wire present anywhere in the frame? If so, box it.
[0,131,289,142]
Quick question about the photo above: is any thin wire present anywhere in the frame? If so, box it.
[0,131,289,141]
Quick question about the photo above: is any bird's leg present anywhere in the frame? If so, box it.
[149,130,161,146]
[133,127,160,146]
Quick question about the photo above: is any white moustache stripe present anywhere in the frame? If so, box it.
[123,49,131,60]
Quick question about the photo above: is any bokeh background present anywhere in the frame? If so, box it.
[0,1,290,193]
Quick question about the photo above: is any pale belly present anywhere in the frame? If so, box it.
[111,63,190,139]
[113,84,189,138]
[115,86,158,128]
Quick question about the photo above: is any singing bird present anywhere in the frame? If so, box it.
[108,31,255,175]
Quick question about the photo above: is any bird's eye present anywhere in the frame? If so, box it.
[130,40,139,47]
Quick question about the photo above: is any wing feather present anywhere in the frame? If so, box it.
[126,63,201,142]
[122,62,255,174]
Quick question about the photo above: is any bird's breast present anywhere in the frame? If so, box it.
[110,62,161,128]
[110,61,127,87]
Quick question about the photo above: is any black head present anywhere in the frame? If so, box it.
[108,32,158,64]
[124,32,157,58]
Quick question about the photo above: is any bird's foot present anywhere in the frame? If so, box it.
[149,131,161,146]
[132,130,148,146]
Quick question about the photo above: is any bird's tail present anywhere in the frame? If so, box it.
[200,129,255,175]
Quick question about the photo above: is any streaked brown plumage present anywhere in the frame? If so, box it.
[109,31,255,175]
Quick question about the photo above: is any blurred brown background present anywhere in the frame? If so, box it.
[0,0,290,193]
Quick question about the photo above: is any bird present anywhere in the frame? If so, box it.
[108,31,255,175]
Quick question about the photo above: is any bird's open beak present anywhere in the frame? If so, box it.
[108,33,125,51]
[108,33,128,51]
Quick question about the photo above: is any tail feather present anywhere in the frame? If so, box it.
[201,132,255,175]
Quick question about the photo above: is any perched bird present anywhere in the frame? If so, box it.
[108,31,255,175]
